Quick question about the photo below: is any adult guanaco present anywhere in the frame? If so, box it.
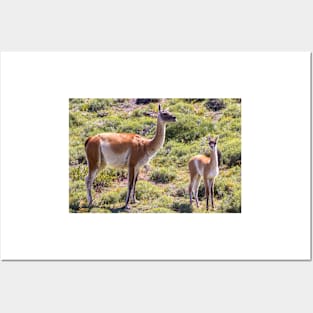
[188,136,220,210]
[85,104,176,209]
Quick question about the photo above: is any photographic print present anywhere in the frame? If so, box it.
[1,52,309,260]
[69,98,241,213]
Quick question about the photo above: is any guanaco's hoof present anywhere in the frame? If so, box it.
[87,203,93,212]
[123,205,131,212]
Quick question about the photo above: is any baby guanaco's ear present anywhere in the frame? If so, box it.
[208,135,212,142]
[215,135,219,142]
[158,104,161,112]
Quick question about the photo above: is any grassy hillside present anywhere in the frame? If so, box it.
[69,98,241,213]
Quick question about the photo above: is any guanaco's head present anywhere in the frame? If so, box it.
[208,135,219,151]
[158,104,176,123]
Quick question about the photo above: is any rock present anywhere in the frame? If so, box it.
[97,111,108,117]
[205,99,226,111]
[135,99,160,104]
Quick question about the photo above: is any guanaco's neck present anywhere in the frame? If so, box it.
[210,148,219,168]
[148,117,166,153]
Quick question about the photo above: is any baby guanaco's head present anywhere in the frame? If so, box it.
[208,135,219,151]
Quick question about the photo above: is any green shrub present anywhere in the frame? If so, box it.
[214,101,240,145]
[166,114,214,143]
[150,140,180,167]
[172,201,193,213]
[150,167,177,183]
[219,137,241,167]
[96,191,121,207]
[69,112,79,127]
[105,116,154,135]
[220,189,241,213]
[223,102,241,118]
[69,191,87,210]
[85,99,111,112]
[70,180,86,193]
[118,119,144,134]
[69,165,88,182]
[69,196,80,210]
[170,101,196,114]
[135,181,163,200]
[69,111,88,127]
[69,98,86,111]
[151,195,173,208]
[69,145,86,165]
[93,168,120,189]
[132,108,145,117]
[215,173,240,200]
[174,185,187,197]
[165,141,199,167]
[217,116,241,134]
[215,167,241,212]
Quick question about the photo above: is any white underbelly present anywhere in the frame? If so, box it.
[208,168,219,179]
[100,143,130,168]
[195,159,204,176]
[137,154,154,167]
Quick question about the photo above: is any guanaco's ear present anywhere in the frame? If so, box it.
[215,135,219,142]
[158,104,161,112]
[208,135,211,142]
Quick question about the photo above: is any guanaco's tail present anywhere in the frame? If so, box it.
[85,137,91,149]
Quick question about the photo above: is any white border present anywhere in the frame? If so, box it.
[0,52,311,260]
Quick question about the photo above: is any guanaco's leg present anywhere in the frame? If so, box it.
[207,179,213,210]
[85,140,101,208]
[130,169,139,204]
[85,166,99,207]
[189,172,197,205]
[194,175,201,208]
[204,179,210,210]
[125,166,136,208]
[209,178,215,209]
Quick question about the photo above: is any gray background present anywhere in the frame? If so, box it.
[0,0,312,312]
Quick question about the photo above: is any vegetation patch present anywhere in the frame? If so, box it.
[135,181,163,201]
[150,167,177,183]
[145,207,175,213]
